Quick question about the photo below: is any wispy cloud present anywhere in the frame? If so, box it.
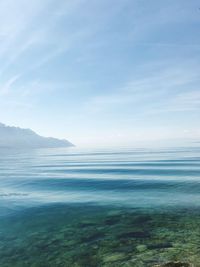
[86,61,200,116]
[167,90,200,112]
[0,74,20,96]
[0,0,200,144]
[0,0,86,76]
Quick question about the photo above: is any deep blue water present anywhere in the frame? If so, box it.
[1,146,200,216]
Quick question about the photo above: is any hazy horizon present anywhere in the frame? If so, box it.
[0,0,200,147]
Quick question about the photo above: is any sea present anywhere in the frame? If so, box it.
[0,146,200,267]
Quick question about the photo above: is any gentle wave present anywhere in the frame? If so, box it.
[0,147,200,213]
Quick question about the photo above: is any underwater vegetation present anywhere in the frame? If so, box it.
[0,204,200,267]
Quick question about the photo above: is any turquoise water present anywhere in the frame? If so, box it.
[0,147,200,266]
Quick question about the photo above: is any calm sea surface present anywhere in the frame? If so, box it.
[1,146,200,213]
[0,146,200,266]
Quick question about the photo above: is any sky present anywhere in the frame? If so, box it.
[0,0,200,147]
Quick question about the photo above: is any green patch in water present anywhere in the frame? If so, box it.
[0,204,200,266]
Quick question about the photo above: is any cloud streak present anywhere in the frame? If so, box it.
[0,0,200,145]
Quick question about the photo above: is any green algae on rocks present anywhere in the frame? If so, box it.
[0,204,199,267]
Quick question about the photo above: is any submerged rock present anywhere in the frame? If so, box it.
[116,245,134,253]
[104,215,121,225]
[136,244,147,252]
[148,242,173,250]
[118,231,150,239]
[153,261,191,267]
[133,215,152,224]
[80,231,105,243]
[78,222,96,228]
[103,252,127,263]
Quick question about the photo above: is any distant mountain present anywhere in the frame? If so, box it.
[0,123,74,148]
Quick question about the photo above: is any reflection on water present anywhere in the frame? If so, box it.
[0,147,200,266]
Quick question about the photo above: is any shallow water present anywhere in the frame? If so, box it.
[0,146,200,266]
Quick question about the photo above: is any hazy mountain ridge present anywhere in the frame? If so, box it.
[0,123,74,148]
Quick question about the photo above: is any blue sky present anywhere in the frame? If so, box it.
[0,0,200,146]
